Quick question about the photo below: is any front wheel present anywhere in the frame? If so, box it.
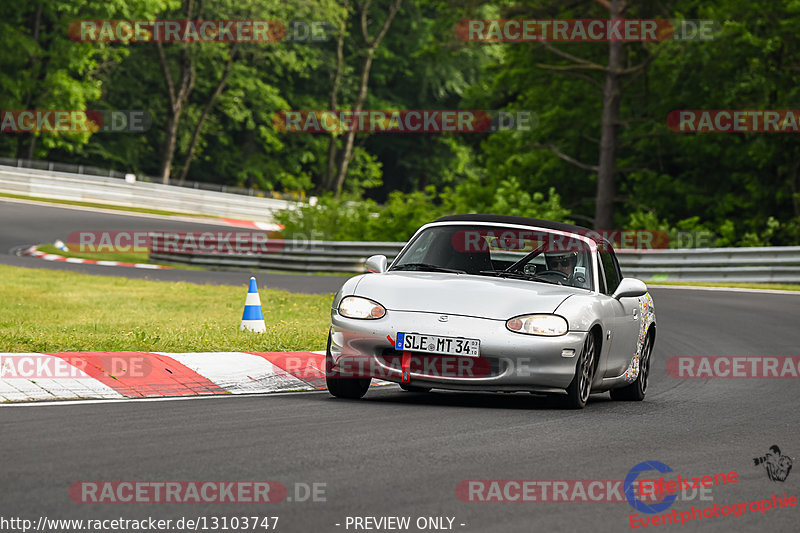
[563,331,597,409]
[610,332,652,401]
[325,332,371,399]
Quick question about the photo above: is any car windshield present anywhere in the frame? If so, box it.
[391,224,595,291]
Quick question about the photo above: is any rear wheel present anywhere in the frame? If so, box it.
[563,331,597,409]
[610,332,652,401]
[325,332,371,399]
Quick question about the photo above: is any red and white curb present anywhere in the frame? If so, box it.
[0,351,389,403]
[21,246,168,270]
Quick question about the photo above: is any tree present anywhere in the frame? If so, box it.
[527,0,659,229]
[328,0,403,195]
[153,0,346,185]
[0,0,168,160]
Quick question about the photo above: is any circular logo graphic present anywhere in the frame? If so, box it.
[624,461,677,514]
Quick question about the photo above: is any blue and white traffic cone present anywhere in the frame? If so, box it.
[240,277,266,332]
[54,239,69,252]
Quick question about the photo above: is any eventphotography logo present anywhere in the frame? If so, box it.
[753,445,793,482]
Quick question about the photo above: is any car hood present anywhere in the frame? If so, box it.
[353,271,580,320]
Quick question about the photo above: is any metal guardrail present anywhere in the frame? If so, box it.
[148,234,800,282]
[616,247,800,283]
[149,234,405,273]
[0,157,305,201]
[0,164,294,222]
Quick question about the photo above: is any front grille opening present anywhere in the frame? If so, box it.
[378,348,504,378]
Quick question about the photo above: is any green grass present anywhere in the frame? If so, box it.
[0,265,333,352]
[0,191,219,219]
[650,281,800,291]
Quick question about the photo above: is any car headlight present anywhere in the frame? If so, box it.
[506,314,568,336]
[338,296,386,319]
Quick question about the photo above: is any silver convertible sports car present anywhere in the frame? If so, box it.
[325,214,656,408]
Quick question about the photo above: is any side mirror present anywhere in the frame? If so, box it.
[364,255,387,273]
[612,278,647,299]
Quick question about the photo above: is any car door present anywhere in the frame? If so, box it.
[597,247,642,378]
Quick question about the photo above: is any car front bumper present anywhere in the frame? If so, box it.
[329,309,588,392]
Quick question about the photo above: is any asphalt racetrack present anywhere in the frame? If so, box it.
[1,199,799,532]
[0,198,344,294]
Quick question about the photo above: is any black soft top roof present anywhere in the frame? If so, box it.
[433,214,590,234]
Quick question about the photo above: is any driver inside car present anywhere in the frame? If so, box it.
[545,251,578,277]
[543,251,590,288]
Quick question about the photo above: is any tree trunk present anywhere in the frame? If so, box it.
[790,159,800,218]
[176,46,237,185]
[594,0,623,230]
[156,45,194,185]
[16,136,36,161]
[321,0,349,193]
[16,5,43,161]
[158,110,180,185]
[332,0,402,196]
[333,48,375,195]
[156,0,195,185]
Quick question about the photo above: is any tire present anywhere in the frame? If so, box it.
[325,332,371,399]
[563,331,598,409]
[400,384,432,393]
[610,332,652,402]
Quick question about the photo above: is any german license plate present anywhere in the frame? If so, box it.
[396,332,480,357]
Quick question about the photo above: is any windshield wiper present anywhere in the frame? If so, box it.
[479,270,559,285]
[392,263,466,274]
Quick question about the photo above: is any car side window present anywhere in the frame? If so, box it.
[599,250,621,295]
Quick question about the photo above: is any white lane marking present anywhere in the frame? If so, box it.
[0,389,333,407]
[648,284,800,296]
